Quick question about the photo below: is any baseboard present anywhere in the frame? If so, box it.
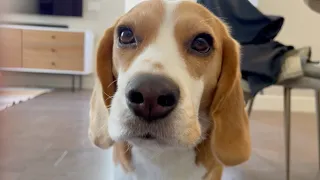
[1,72,94,89]
[250,94,316,113]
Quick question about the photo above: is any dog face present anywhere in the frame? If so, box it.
[90,0,250,166]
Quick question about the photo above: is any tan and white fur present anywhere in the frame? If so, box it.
[89,0,251,180]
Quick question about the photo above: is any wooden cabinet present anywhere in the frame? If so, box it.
[0,28,22,68]
[0,25,94,75]
[22,30,85,71]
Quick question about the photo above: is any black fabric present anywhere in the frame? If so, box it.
[198,0,285,45]
[241,42,294,94]
[198,0,294,96]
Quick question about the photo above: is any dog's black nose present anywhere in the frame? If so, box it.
[125,74,180,122]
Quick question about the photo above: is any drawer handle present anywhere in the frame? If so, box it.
[51,35,56,39]
[51,48,56,53]
[51,62,56,66]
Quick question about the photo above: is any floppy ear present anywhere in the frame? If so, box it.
[88,26,116,149]
[210,27,251,166]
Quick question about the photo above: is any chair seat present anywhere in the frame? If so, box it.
[279,64,320,89]
[278,77,320,89]
[241,63,320,92]
[303,63,320,79]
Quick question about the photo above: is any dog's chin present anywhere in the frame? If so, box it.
[119,131,202,150]
[127,138,195,150]
[128,137,170,149]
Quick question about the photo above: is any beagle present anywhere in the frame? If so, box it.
[89,0,251,179]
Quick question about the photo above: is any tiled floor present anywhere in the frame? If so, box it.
[0,90,319,180]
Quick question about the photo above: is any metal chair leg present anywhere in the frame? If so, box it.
[315,90,320,171]
[284,87,292,180]
[247,96,256,117]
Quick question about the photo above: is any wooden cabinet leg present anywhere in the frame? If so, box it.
[71,75,75,92]
[79,75,83,91]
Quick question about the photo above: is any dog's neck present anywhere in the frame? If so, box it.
[115,143,207,180]
[132,144,198,166]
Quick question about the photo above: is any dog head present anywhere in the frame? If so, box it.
[89,0,250,166]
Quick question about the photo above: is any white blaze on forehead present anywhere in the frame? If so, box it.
[124,0,185,82]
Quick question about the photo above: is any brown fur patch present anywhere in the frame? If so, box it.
[112,0,165,72]
[173,2,222,80]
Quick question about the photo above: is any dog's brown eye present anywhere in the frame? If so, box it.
[190,33,213,55]
[118,27,136,46]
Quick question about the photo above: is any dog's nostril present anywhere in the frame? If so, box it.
[157,94,176,107]
[128,90,144,104]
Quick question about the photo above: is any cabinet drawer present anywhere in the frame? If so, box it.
[23,45,84,71]
[0,28,22,68]
[22,30,85,71]
[22,30,84,46]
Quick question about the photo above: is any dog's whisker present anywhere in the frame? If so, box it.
[107,80,117,88]
[95,123,107,136]
[103,91,114,98]
[124,145,131,154]
[104,96,114,102]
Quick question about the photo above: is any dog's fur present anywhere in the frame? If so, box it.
[89,0,251,179]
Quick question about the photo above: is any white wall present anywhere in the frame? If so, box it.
[125,0,147,12]
[6,0,37,14]
[1,0,125,89]
[258,0,320,62]
[248,0,258,7]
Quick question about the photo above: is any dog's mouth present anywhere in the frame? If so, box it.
[129,132,170,147]
[137,133,156,140]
